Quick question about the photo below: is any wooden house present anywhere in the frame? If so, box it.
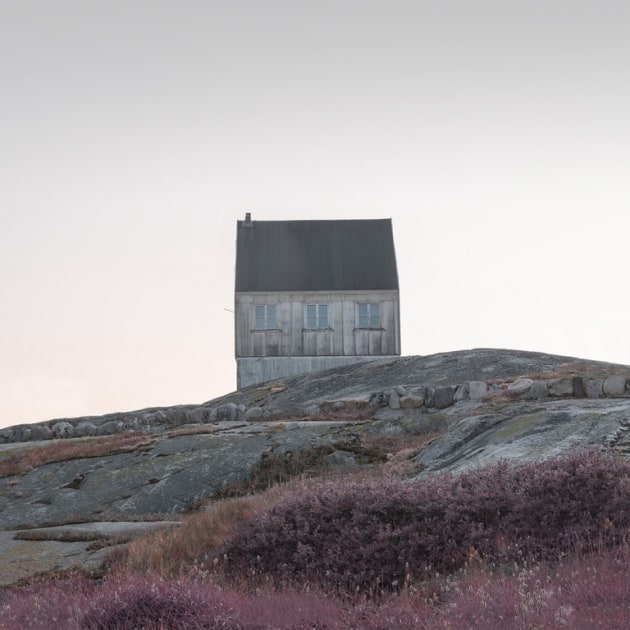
[234,214,400,389]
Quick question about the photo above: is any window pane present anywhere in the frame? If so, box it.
[255,305,266,329]
[358,304,369,328]
[319,304,329,328]
[306,304,316,328]
[255,304,276,329]
[369,303,380,328]
[266,305,276,329]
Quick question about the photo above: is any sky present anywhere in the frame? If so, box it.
[1,0,628,429]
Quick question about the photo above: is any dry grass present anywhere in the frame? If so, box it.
[360,432,439,457]
[166,425,219,438]
[480,389,524,403]
[377,433,440,477]
[14,530,120,543]
[0,432,154,478]
[521,361,630,381]
[113,492,281,578]
[246,383,287,404]
[485,363,585,386]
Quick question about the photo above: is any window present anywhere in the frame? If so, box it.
[357,303,381,328]
[305,304,329,329]
[254,304,277,330]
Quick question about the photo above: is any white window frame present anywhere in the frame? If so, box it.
[357,303,381,329]
[254,304,277,330]
[304,303,329,329]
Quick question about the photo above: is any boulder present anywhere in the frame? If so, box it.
[548,378,574,397]
[453,384,469,402]
[165,408,188,426]
[468,381,488,401]
[186,407,213,424]
[572,377,586,398]
[584,379,603,398]
[388,390,401,409]
[143,411,168,426]
[3,424,38,442]
[245,407,267,421]
[96,421,124,436]
[216,402,239,422]
[524,381,548,400]
[52,422,75,439]
[369,392,390,407]
[122,417,143,431]
[30,425,53,441]
[433,386,454,409]
[75,422,98,437]
[507,378,534,395]
[400,394,424,409]
[604,376,627,397]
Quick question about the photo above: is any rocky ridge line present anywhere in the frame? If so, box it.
[1,349,630,586]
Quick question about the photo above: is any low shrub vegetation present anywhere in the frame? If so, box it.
[2,548,630,628]
[221,450,630,595]
[2,449,630,628]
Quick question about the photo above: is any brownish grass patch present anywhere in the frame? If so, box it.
[166,426,219,438]
[520,361,630,382]
[0,432,154,478]
[111,492,280,578]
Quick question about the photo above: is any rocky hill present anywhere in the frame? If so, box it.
[1,348,629,586]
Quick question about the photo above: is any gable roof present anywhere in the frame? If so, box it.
[235,218,399,292]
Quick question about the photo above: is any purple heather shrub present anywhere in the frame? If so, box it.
[78,576,237,629]
[441,546,630,629]
[3,451,630,628]
[0,573,98,629]
[221,449,630,596]
[0,575,237,630]
[0,575,346,630]
[1,549,630,628]
[229,587,346,629]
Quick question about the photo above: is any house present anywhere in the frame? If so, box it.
[234,214,400,389]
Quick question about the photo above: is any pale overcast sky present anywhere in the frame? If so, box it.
[1,1,628,428]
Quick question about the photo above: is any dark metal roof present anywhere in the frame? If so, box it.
[235,218,399,292]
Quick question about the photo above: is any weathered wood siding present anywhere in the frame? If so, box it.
[235,290,400,358]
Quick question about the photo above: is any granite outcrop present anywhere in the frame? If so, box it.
[1,348,630,585]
